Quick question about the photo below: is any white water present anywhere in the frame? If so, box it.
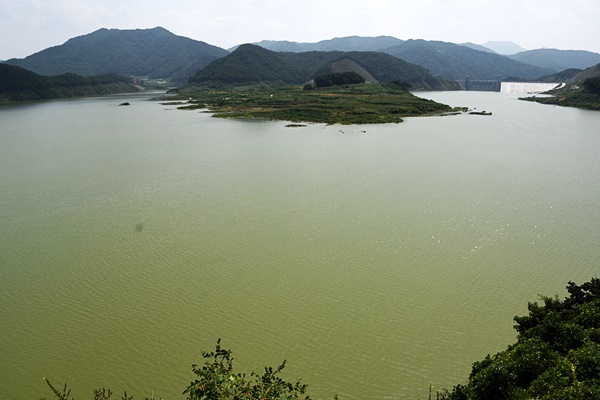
[501,82,562,93]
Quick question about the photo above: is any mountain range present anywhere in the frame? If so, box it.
[508,49,600,73]
[3,27,228,85]
[241,37,600,80]
[189,44,459,90]
[3,27,600,88]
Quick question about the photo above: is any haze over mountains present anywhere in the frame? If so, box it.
[3,27,600,87]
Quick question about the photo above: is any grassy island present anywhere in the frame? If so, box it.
[169,83,465,125]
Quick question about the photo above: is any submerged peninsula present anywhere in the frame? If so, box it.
[171,81,465,125]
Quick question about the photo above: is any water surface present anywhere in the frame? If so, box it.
[1,91,599,399]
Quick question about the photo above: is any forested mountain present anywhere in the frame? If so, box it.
[189,44,459,90]
[243,35,404,53]
[3,27,228,84]
[0,64,141,101]
[245,36,554,81]
[382,40,553,80]
[509,49,600,73]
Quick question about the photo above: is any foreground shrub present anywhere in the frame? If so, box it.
[440,278,600,400]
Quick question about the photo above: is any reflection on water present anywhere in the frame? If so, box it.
[1,91,599,400]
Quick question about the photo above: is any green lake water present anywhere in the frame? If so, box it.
[1,91,599,399]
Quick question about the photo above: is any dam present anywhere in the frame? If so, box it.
[465,76,501,92]
[500,82,562,93]
[464,76,562,93]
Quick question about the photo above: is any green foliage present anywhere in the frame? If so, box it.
[183,339,310,400]
[176,82,457,124]
[313,72,365,87]
[40,279,600,399]
[442,278,600,400]
[41,340,309,400]
[520,90,600,111]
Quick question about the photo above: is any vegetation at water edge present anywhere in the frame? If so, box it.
[519,64,600,111]
[520,76,600,111]
[171,82,464,125]
[439,278,600,399]
[41,278,599,399]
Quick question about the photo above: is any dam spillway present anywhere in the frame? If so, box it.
[463,77,562,93]
[500,82,562,93]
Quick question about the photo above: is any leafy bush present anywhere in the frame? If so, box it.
[183,339,310,400]
[441,278,600,400]
[42,339,311,400]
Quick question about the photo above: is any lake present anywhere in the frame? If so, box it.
[1,91,599,400]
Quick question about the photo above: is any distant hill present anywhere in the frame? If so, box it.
[189,44,459,90]
[234,36,404,53]
[460,43,496,53]
[482,41,526,55]
[382,40,553,80]
[243,36,552,81]
[3,27,228,84]
[0,64,141,102]
[509,49,600,72]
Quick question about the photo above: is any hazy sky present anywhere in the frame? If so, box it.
[1,0,599,60]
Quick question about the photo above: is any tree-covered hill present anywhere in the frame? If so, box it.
[0,64,141,101]
[534,68,583,83]
[382,39,553,80]
[509,49,600,73]
[2,27,229,84]
[188,44,459,90]
[243,35,404,53]
[241,36,554,81]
